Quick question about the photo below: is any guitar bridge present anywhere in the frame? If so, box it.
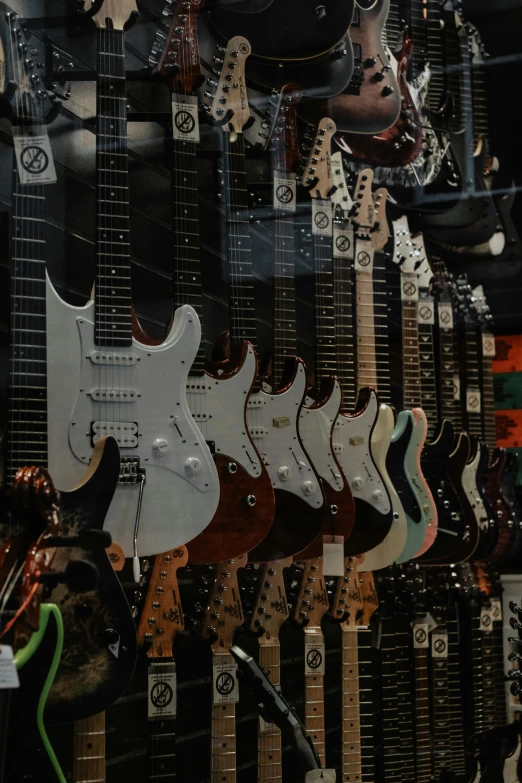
[119,457,144,485]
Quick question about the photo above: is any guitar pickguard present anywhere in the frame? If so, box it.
[300,381,344,494]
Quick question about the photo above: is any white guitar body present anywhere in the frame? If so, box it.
[300,380,344,495]
[462,443,489,535]
[191,343,263,478]
[247,360,324,509]
[46,279,220,557]
[411,409,438,557]
[359,403,408,571]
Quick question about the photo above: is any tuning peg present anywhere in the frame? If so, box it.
[510,617,522,631]
[509,601,522,615]
[508,652,522,664]
[508,669,522,680]
[511,681,521,696]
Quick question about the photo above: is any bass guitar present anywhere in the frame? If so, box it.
[46,0,221,560]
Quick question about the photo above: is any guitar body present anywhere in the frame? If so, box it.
[486,448,516,563]
[46,281,220,557]
[300,0,400,134]
[358,402,408,571]
[464,440,497,561]
[443,432,480,562]
[248,358,326,561]
[499,451,522,564]
[411,408,438,556]
[44,437,137,722]
[333,389,394,555]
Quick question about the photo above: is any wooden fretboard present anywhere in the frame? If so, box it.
[431,631,451,778]
[94,27,132,347]
[258,643,282,780]
[313,231,338,387]
[372,251,391,406]
[481,337,497,450]
[463,319,483,439]
[380,617,402,783]
[414,646,433,783]
[211,651,237,783]
[304,625,326,766]
[333,217,356,413]
[402,283,422,409]
[355,257,378,392]
[73,712,106,783]
[446,607,467,777]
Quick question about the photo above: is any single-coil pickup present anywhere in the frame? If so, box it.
[186,382,209,394]
[247,397,265,408]
[90,388,138,402]
[92,421,138,447]
[249,426,268,438]
[333,443,345,454]
[90,351,137,366]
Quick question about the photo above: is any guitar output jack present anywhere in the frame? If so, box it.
[245,495,257,507]
[330,504,339,515]
[226,461,238,475]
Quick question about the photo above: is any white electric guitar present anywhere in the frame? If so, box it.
[46,0,220,559]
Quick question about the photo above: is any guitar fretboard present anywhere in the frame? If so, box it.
[417,292,439,437]
[258,643,282,781]
[94,27,133,347]
[333,219,356,412]
[438,306,463,432]
[372,252,391,406]
[73,712,106,783]
[396,621,415,783]
[272,192,297,387]
[355,262,378,392]
[464,321,483,439]
[313,233,338,387]
[481,346,497,450]
[414,645,432,783]
[446,608,467,776]
[304,627,326,766]
[148,660,177,782]
[212,651,237,783]
[408,0,429,79]
[341,626,362,783]
[430,626,451,778]
[381,618,402,783]
[426,0,445,110]
[402,290,422,409]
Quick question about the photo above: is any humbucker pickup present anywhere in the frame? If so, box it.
[90,351,138,366]
[91,421,138,447]
[186,381,209,394]
[90,388,138,401]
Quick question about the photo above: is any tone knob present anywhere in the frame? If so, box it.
[302,480,316,497]
[153,438,169,457]
[185,456,201,475]
[373,71,385,82]
[364,56,377,67]
[278,465,291,481]
[381,85,395,96]
[351,477,364,490]
[372,490,383,503]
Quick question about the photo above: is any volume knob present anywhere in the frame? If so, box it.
[185,457,201,475]
[302,480,316,497]
[278,465,291,481]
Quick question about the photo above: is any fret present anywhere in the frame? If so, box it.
[74,712,106,783]
[258,643,282,781]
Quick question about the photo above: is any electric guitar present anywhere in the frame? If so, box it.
[206,38,326,560]
[46,0,220,560]
[0,3,136,722]
[143,0,275,564]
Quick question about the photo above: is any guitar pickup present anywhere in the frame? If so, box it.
[333,443,345,454]
[90,350,137,366]
[91,421,138,448]
[249,427,268,438]
[90,388,138,401]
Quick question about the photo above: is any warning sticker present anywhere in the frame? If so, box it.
[13,133,57,185]
[273,174,296,212]
[354,241,374,274]
[438,303,453,331]
[413,623,429,649]
[172,94,200,143]
[213,661,239,705]
[401,273,419,302]
[304,639,325,675]
[480,608,493,632]
[0,645,19,689]
[418,297,435,325]
[431,632,448,659]
[491,598,502,622]
[312,199,332,237]
[333,226,354,259]
[148,662,176,719]
[482,332,496,358]
[466,389,481,414]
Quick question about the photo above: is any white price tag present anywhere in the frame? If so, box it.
[482,333,496,358]
[304,639,325,675]
[438,303,454,330]
[312,199,333,237]
[273,174,296,212]
[333,225,354,259]
[401,273,419,301]
[171,94,200,143]
[418,297,435,325]
[322,536,344,577]
[13,132,57,185]
[213,661,239,705]
[148,662,176,719]
[453,375,461,401]
[466,389,481,414]
[431,632,449,658]
[0,646,19,689]
[354,241,374,273]
[480,608,493,632]
[491,598,502,622]
[413,623,429,649]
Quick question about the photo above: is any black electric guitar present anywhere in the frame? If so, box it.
[0,3,136,723]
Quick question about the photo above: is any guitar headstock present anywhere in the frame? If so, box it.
[137,547,188,659]
[250,558,292,640]
[269,83,302,170]
[292,558,329,628]
[392,214,414,268]
[87,0,138,30]
[330,151,353,218]
[151,0,205,91]
[210,36,251,134]
[301,117,336,199]
[410,233,433,290]
[372,188,389,252]
[350,168,375,238]
[331,556,363,627]
[203,554,248,651]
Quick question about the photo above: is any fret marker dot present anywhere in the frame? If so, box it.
[112,269,116,274]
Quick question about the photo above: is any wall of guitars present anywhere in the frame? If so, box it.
[1,0,522,782]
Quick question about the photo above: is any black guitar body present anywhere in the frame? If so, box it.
[45,437,137,723]
[386,415,422,524]
[2,613,62,783]
[418,420,467,563]
[499,451,522,564]
[343,495,394,556]
[471,442,499,561]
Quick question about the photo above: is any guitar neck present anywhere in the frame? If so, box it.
[481,343,497,451]
[430,631,451,779]
[464,321,483,439]
[414,647,433,783]
[94,26,133,348]
[417,290,439,436]
[381,616,402,783]
[223,134,257,348]
[438,320,463,431]
[212,651,237,783]
[8,164,48,480]
[408,0,429,78]
[313,231,338,388]
[373,251,391,406]
[258,642,282,780]
[73,712,106,783]
[272,189,297,387]
[396,622,415,783]
[304,627,326,767]
[148,659,177,781]
[425,0,445,109]
[446,607,467,775]
[341,626,362,781]
[356,268,378,392]
[402,285,421,409]
[333,219,356,412]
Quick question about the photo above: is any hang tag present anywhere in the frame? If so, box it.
[148,662,176,719]
[466,389,481,414]
[213,661,239,705]
[0,646,19,689]
[418,297,435,325]
[480,608,493,632]
[305,639,325,675]
[273,173,296,212]
[354,241,374,273]
[171,94,200,143]
[491,598,502,622]
[413,623,429,648]
[482,332,496,358]
[401,273,419,301]
[438,303,454,330]
[13,131,57,185]
[453,375,461,401]
[312,199,333,237]
[431,632,449,659]
[322,536,344,577]
[333,225,354,259]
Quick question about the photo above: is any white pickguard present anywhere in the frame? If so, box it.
[462,444,489,533]
[333,390,391,513]
[46,278,220,557]
[189,344,262,478]
[300,380,344,494]
[359,404,408,571]
[247,361,323,509]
